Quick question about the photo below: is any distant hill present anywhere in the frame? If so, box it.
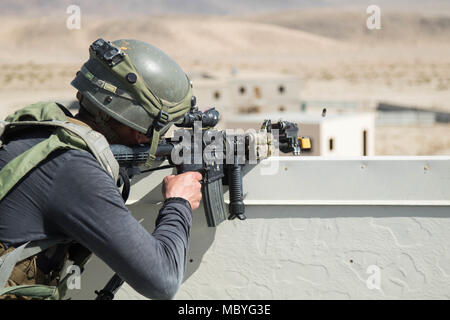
[0,15,342,64]
[1,6,449,65]
[246,9,450,42]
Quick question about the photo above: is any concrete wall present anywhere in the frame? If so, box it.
[191,80,233,124]
[67,156,450,300]
[191,74,302,116]
[172,207,450,300]
[228,77,301,113]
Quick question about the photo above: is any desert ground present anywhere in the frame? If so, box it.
[1,10,449,155]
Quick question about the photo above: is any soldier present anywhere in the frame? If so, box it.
[0,39,202,299]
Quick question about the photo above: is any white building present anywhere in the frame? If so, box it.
[190,71,302,121]
[224,112,376,157]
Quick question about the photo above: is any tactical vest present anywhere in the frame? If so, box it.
[0,101,120,299]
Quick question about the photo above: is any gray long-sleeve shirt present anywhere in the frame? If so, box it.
[0,128,192,299]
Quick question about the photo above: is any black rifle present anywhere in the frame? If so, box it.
[110,108,307,226]
[95,106,309,300]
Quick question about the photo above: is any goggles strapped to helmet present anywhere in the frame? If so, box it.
[85,39,193,168]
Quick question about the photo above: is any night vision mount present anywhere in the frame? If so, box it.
[90,38,125,67]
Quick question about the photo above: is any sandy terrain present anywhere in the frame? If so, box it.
[0,12,449,155]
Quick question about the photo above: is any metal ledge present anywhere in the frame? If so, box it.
[230,200,450,206]
[225,156,450,206]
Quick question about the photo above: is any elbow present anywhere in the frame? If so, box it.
[157,265,184,300]
[139,274,182,300]
[149,239,187,299]
[135,257,185,300]
[157,281,180,300]
[134,237,188,299]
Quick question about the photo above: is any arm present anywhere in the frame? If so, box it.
[44,150,192,299]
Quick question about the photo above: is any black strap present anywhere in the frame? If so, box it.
[55,103,75,118]
[118,168,131,202]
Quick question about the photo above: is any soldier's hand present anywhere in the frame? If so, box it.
[162,172,203,210]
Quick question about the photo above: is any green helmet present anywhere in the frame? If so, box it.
[71,38,194,166]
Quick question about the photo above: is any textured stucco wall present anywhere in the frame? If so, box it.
[116,157,450,300]
[114,205,450,300]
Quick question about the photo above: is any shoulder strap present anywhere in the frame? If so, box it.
[0,128,82,202]
[48,120,120,183]
[0,120,119,203]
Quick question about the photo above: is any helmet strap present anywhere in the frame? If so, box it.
[144,128,160,169]
[143,110,169,169]
[79,97,122,145]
